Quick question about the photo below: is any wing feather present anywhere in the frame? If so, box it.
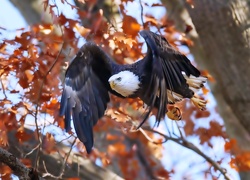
[139,30,202,126]
[60,42,117,153]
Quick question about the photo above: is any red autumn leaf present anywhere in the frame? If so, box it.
[18,73,29,89]
[75,24,91,37]
[42,133,56,153]
[0,165,12,179]
[234,152,250,171]
[108,142,127,155]
[229,157,238,171]
[224,139,237,152]
[196,121,226,145]
[15,32,32,50]
[57,14,68,26]
[202,70,215,82]
[209,121,226,137]
[64,27,75,40]
[184,119,195,136]
[67,178,80,180]
[0,121,8,146]
[122,15,141,38]
[3,112,17,130]
[20,158,32,168]
[15,126,32,142]
[106,133,119,141]
[195,110,210,118]
[24,70,34,83]
[156,168,170,179]
[202,87,210,95]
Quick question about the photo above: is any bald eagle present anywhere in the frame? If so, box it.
[60,30,207,153]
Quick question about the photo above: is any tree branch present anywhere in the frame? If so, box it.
[0,147,38,180]
[143,127,231,180]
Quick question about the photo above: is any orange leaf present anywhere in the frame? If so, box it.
[184,119,195,136]
[122,15,141,38]
[202,87,210,95]
[195,110,210,118]
[229,157,238,171]
[196,121,226,145]
[20,158,32,168]
[42,133,56,153]
[106,133,119,141]
[16,126,32,142]
[75,24,91,37]
[235,152,250,171]
[224,139,237,152]
[0,165,12,179]
[0,121,8,146]
[108,142,126,155]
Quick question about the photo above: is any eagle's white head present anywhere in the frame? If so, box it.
[108,71,140,97]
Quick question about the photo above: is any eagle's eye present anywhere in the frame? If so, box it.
[78,51,84,57]
[116,77,122,81]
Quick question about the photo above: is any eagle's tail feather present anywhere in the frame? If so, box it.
[167,90,183,103]
[183,74,207,92]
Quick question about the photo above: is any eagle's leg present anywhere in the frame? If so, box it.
[191,95,206,110]
[167,106,182,121]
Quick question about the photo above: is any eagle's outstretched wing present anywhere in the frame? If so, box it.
[60,42,119,153]
[138,30,203,127]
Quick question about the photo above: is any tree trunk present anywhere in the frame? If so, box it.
[163,0,250,179]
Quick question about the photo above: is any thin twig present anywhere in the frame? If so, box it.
[0,76,7,99]
[139,0,145,27]
[42,161,59,179]
[58,137,77,178]
[139,127,168,144]
[143,127,231,180]
[42,137,77,179]
[24,143,40,158]
[175,120,184,138]
[34,41,65,171]
[56,134,74,144]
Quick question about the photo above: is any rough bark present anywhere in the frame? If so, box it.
[162,0,250,179]
[0,147,32,179]
[184,0,250,143]
[162,0,250,145]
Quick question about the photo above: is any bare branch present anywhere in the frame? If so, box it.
[139,0,145,27]
[0,147,39,180]
[143,127,231,180]
[58,137,77,178]
[0,76,7,99]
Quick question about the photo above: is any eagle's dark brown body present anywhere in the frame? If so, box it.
[60,30,206,153]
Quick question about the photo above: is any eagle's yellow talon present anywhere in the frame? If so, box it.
[167,107,182,121]
[191,96,207,110]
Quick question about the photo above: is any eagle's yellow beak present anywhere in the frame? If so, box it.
[109,81,116,89]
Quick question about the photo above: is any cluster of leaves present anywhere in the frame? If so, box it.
[0,0,248,179]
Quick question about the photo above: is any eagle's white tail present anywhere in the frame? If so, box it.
[183,74,207,92]
[167,90,183,103]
